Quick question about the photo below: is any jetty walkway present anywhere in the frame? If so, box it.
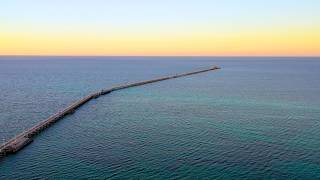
[0,66,220,157]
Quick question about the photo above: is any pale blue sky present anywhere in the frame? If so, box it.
[1,0,319,31]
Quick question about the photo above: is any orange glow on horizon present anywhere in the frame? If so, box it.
[1,26,319,57]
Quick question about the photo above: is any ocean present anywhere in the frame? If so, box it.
[0,57,319,179]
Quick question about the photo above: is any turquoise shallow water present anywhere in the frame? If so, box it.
[0,57,320,179]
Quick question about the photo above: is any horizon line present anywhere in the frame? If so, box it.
[0,55,319,58]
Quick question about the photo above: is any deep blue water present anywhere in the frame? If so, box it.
[0,57,320,179]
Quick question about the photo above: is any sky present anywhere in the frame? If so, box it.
[0,0,319,56]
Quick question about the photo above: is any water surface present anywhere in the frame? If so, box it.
[0,57,319,179]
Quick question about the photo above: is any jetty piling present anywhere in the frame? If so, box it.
[0,66,220,157]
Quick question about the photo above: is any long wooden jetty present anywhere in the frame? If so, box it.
[0,66,220,157]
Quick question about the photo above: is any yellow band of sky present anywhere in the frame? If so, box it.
[1,25,319,56]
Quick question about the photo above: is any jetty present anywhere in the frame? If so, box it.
[0,66,220,157]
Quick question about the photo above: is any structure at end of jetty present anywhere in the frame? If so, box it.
[0,66,220,157]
